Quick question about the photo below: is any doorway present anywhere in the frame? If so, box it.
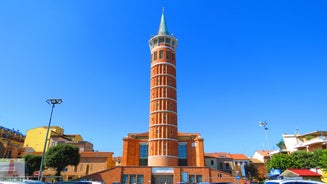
[152,175,173,184]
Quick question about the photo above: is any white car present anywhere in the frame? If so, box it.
[264,179,325,184]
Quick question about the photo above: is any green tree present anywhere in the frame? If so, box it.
[289,151,315,169]
[267,154,291,171]
[44,144,80,176]
[267,150,327,172]
[313,149,327,169]
[276,140,286,149]
[23,154,42,176]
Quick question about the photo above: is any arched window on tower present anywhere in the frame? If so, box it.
[159,50,164,59]
[154,51,158,60]
[166,51,170,60]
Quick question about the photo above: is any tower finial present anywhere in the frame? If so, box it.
[158,9,169,35]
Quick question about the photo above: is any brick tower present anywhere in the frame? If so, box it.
[148,11,178,166]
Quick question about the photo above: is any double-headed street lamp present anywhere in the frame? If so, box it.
[259,120,272,159]
[38,99,63,181]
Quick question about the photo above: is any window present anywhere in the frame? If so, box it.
[122,174,128,184]
[226,163,230,169]
[137,175,144,184]
[159,50,164,59]
[153,51,157,60]
[211,160,214,165]
[196,175,202,183]
[140,144,148,158]
[140,144,148,166]
[166,38,171,44]
[178,143,187,158]
[166,51,170,59]
[130,175,136,184]
[178,143,187,166]
[189,175,195,183]
[139,159,148,166]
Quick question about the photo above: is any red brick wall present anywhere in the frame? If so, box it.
[121,138,140,166]
[82,166,248,184]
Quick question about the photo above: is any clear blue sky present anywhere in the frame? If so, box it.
[1,1,326,157]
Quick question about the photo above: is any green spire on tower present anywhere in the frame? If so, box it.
[158,8,169,35]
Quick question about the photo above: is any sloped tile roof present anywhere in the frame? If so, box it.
[205,152,249,160]
[256,150,270,157]
[80,152,113,158]
[229,154,249,160]
[205,152,230,158]
[288,169,321,177]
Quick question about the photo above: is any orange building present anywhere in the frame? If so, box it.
[121,132,204,167]
[62,152,115,181]
[81,11,246,184]
[0,126,25,158]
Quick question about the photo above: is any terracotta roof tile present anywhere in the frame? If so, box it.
[205,152,231,158]
[256,150,270,157]
[230,154,248,160]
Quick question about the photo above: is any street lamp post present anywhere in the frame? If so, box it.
[259,120,272,159]
[38,99,62,181]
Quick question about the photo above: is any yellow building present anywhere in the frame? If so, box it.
[23,126,83,152]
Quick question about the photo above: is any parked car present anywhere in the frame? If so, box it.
[264,179,324,184]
